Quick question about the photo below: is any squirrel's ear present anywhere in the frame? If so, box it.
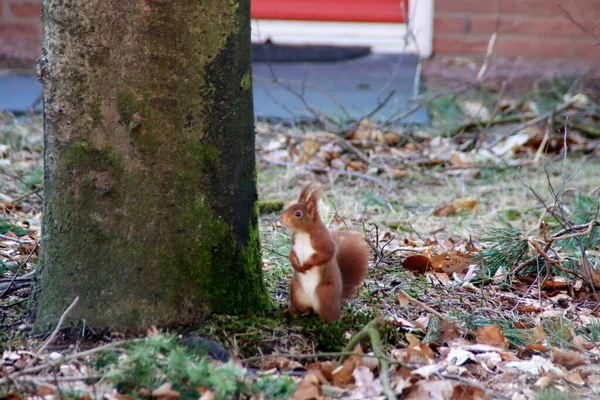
[298,184,312,202]
[306,189,320,215]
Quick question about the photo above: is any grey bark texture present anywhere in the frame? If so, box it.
[32,0,268,333]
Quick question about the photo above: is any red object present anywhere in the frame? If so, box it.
[251,0,408,23]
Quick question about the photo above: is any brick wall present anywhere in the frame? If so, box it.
[434,0,600,59]
[0,0,41,68]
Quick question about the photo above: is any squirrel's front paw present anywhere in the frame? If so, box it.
[294,263,312,273]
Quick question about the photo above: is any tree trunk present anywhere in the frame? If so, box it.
[32,0,268,332]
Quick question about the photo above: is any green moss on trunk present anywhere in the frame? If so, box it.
[33,0,267,333]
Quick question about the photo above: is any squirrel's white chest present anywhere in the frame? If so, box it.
[293,232,321,310]
[293,232,315,265]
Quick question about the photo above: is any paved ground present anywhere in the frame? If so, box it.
[253,53,427,123]
[0,51,426,123]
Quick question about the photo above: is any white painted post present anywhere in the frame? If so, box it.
[409,0,434,58]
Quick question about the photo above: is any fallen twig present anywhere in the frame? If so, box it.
[398,290,462,331]
[0,339,141,386]
[0,234,35,244]
[28,296,80,368]
[0,243,38,299]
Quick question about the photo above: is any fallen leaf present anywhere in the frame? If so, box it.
[517,305,542,314]
[475,326,509,350]
[564,372,585,386]
[433,198,478,217]
[474,352,503,370]
[198,391,215,400]
[406,333,436,362]
[533,376,554,389]
[446,347,476,366]
[405,379,454,400]
[262,356,303,370]
[452,383,489,400]
[411,362,445,378]
[439,322,462,344]
[352,366,383,398]
[37,386,55,396]
[551,347,587,369]
[402,254,432,274]
[525,343,549,353]
[398,291,410,307]
[292,373,323,400]
[533,325,548,341]
[431,251,471,276]
[461,100,490,120]
[346,119,384,143]
[383,132,402,147]
[572,335,596,351]
[152,382,180,399]
[542,277,569,291]
[332,345,362,386]
[500,355,563,376]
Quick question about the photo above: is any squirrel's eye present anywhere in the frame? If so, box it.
[294,210,302,217]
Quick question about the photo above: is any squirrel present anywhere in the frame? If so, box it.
[279,185,370,323]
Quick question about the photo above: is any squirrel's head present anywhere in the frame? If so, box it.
[280,184,320,232]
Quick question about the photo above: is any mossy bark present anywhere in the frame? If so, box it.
[32,0,268,333]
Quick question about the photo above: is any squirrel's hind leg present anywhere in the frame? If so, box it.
[289,272,312,315]
[315,283,342,323]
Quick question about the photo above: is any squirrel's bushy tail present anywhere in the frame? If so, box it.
[333,232,370,299]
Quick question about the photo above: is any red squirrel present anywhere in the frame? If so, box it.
[279,185,370,323]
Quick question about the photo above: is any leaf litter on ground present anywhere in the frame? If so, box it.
[2,77,600,399]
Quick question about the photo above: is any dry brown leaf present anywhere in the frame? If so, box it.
[402,254,432,274]
[439,322,462,344]
[332,345,362,386]
[573,335,596,351]
[498,352,520,361]
[533,376,554,389]
[383,132,401,147]
[0,202,18,211]
[433,197,478,217]
[297,133,322,164]
[37,387,56,396]
[452,384,490,400]
[198,391,215,400]
[475,326,509,350]
[398,291,410,308]
[517,305,542,314]
[449,151,475,168]
[592,269,600,289]
[430,251,471,276]
[552,347,587,369]
[533,325,548,341]
[292,373,323,400]
[405,379,454,400]
[352,366,383,398]
[433,203,458,217]
[262,356,303,370]
[152,382,180,399]
[542,277,569,291]
[526,343,550,353]
[346,119,384,143]
[406,333,436,362]
[320,360,335,382]
[346,160,368,172]
[564,372,586,386]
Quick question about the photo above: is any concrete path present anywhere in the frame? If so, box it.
[0,52,427,124]
[253,53,427,123]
